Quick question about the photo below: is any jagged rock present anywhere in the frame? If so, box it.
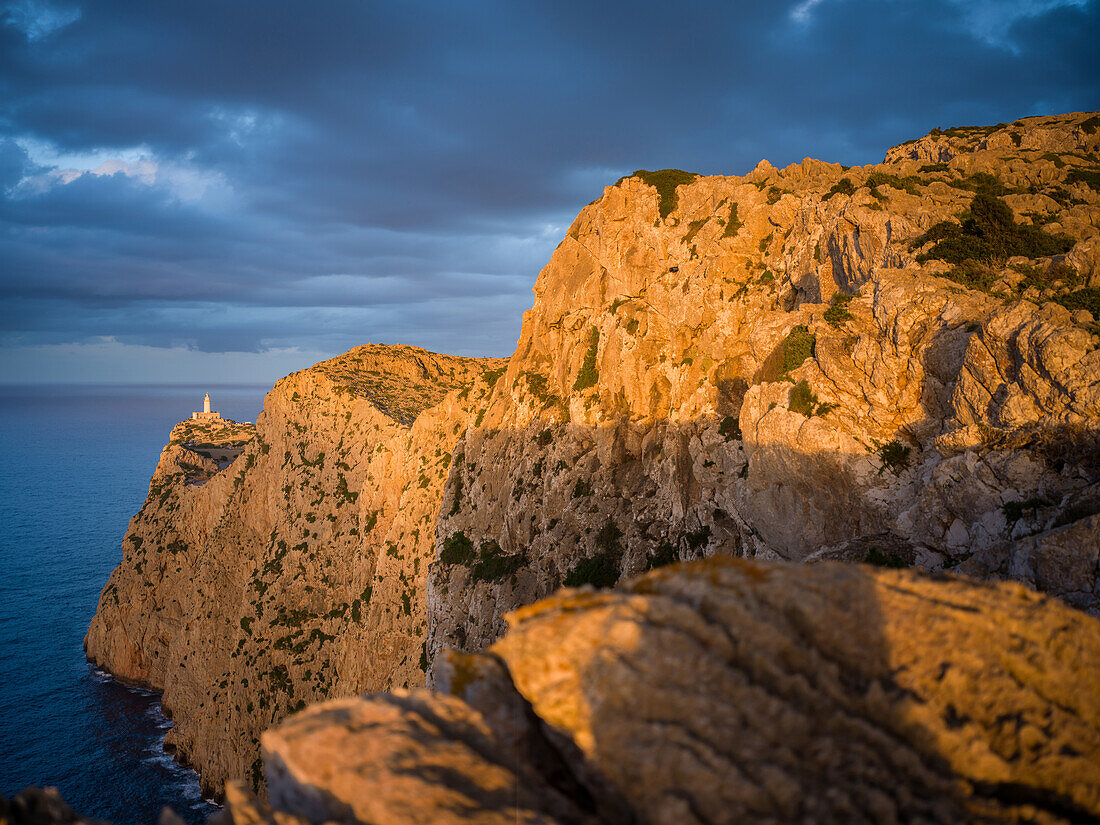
[244,559,1100,825]
[429,111,1100,666]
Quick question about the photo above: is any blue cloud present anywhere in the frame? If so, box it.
[0,0,1096,381]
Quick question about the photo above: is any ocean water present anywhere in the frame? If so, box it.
[0,385,269,825]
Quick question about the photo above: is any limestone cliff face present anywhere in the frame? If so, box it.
[85,345,504,795]
[428,111,1100,663]
[226,558,1100,825]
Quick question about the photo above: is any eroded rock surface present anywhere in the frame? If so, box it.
[238,559,1100,825]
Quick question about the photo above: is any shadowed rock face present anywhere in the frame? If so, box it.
[232,559,1100,825]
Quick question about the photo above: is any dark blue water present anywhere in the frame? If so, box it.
[0,385,269,825]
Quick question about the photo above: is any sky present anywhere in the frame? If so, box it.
[0,0,1097,384]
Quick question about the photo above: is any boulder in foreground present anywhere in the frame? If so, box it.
[236,558,1100,825]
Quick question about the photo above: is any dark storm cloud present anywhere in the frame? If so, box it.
[0,0,1097,376]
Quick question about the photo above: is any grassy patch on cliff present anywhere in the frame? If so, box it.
[788,380,834,417]
[912,193,1073,270]
[469,540,526,583]
[440,531,475,565]
[722,201,742,238]
[625,169,699,219]
[564,520,622,588]
[1054,288,1100,317]
[573,327,600,391]
[822,177,855,200]
[824,294,854,328]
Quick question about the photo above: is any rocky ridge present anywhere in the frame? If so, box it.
[85,344,505,794]
[428,111,1100,665]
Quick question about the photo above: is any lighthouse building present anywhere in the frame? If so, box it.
[191,393,223,422]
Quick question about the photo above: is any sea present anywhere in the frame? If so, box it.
[0,384,270,825]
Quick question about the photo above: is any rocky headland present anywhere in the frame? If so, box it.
[85,344,505,793]
[83,111,1100,806]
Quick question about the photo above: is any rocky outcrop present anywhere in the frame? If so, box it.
[220,558,1100,825]
[85,345,504,795]
[428,111,1100,665]
[0,788,113,825]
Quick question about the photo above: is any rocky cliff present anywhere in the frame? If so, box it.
[227,558,1100,825]
[428,111,1100,665]
[85,345,504,795]
[87,111,1100,798]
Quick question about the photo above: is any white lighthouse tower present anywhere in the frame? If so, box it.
[191,392,221,421]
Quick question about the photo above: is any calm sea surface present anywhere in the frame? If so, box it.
[0,384,269,825]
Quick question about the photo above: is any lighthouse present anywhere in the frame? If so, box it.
[191,393,222,421]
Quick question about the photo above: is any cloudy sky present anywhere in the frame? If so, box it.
[1,0,1097,383]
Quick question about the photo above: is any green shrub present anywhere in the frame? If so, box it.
[362,510,378,533]
[440,532,475,565]
[919,162,950,173]
[1081,115,1100,135]
[719,415,741,441]
[722,202,742,238]
[1002,497,1051,525]
[913,193,1073,270]
[525,372,551,402]
[645,542,679,571]
[564,550,620,589]
[685,526,711,551]
[823,178,855,200]
[536,428,553,447]
[481,366,506,388]
[865,172,922,197]
[766,186,783,204]
[824,293,854,328]
[1066,169,1100,191]
[788,380,817,416]
[572,479,593,498]
[878,440,911,474]
[944,260,998,292]
[628,169,699,219]
[781,325,816,377]
[952,172,1007,196]
[573,327,600,391]
[753,324,818,384]
[469,540,526,582]
[1053,288,1100,317]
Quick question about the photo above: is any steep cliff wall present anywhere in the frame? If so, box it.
[428,111,1100,663]
[85,345,504,795]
